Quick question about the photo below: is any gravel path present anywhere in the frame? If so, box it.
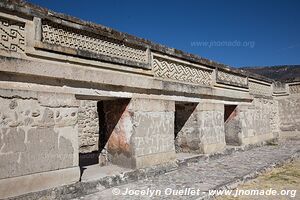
[75,141,300,200]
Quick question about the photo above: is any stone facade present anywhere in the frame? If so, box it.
[289,84,300,94]
[129,99,176,168]
[0,16,25,53]
[0,90,79,178]
[217,70,248,87]
[249,80,272,96]
[0,1,299,199]
[225,98,279,145]
[278,91,300,136]
[99,98,176,168]
[77,98,175,168]
[0,90,80,198]
[152,56,213,86]
[41,20,148,65]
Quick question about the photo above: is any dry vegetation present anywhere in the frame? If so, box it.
[216,159,300,200]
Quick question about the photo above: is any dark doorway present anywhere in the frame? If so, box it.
[224,104,239,145]
[224,105,237,122]
[79,101,107,168]
[174,102,198,152]
[79,99,130,168]
[78,99,130,181]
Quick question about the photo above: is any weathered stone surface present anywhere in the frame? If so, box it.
[278,95,300,133]
[38,93,79,108]
[78,100,99,153]
[225,98,278,146]
[153,56,213,86]
[102,98,176,169]
[217,70,248,88]
[249,80,272,97]
[0,167,80,199]
[0,90,78,180]
[130,99,176,168]
[175,102,225,154]
[104,99,133,168]
[77,98,176,169]
[0,1,299,199]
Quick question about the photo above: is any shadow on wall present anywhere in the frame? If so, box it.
[174,103,198,139]
[224,105,237,123]
[224,104,239,145]
[79,99,130,169]
[174,103,198,146]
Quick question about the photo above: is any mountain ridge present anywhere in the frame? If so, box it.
[240,65,300,82]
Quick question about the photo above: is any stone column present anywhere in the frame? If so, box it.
[129,98,176,168]
[175,101,226,154]
[104,98,176,169]
[225,98,276,146]
[0,90,80,199]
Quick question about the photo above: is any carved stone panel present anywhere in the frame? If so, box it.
[152,56,212,86]
[41,20,148,64]
[0,17,25,53]
[289,84,300,94]
[249,81,272,96]
[217,70,248,87]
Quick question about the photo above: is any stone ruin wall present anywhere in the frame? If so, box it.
[77,98,176,168]
[277,83,300,138]
[0,90,80,197]
[0,1,299,198]
[215,79,280,146]
[234,98,279,145]
[175,102,225,154]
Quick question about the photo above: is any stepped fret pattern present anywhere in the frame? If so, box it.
[249,81,272,96]
[217,70,247,86]
[0,17,25,52]
[289,84,300,94]
[153,57,212,86]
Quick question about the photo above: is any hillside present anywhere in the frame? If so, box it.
[240,65,300,82]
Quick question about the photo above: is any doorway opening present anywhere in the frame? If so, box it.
[224,104,239,145]
[78,98,130,180]
[174,102,198,153]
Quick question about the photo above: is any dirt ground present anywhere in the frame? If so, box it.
[216,159,300,200]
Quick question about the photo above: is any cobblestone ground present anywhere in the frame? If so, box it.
[216,159,300,200]
[75,141,300,200]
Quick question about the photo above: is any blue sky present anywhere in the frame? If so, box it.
[28,0,300,67]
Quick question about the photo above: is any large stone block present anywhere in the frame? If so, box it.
[0,90,79,180]
[0,167,80,199]
[175,102,226,154]
[278,96,300,137]
[225,98,278,146]
[101,98,176,169]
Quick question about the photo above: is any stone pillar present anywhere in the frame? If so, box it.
[104,98,176,169]
[225,98,276,146]
[175,101,226,154]
[0,90,80,199]
[129,98,176,168]
[224,105,241,146]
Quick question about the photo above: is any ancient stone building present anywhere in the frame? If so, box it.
[0,0,299,199]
